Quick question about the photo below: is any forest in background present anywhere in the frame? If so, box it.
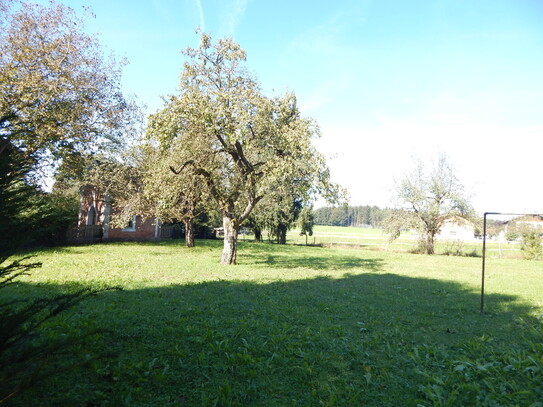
[313,205,391,228]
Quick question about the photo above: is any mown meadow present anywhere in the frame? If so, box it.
[4,228,543,406]
[286,226,527,259]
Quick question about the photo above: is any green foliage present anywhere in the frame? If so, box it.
[0,139,114,403]
[329,205,349,226]
[0,141,36,254]
[1,138,77,249]
[441,240,479,258]
[505,231,520,242]
[382,209,418,243]
[414,325,543,406]
[74,154,149,230]
[248,195,304,244]
[138,143,213,247]
[11,191,78,248]
[298,206,315,245]
[521,232,542,260]
[0,3,133,401]
[502,218,543,260]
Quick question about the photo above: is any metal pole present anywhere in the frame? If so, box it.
[481,213,488,314]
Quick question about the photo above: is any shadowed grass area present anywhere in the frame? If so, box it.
[5,240,543,406]
[242,243,385,271]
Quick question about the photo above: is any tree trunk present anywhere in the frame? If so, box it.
[278,225,287,245]
[221,216,238,265]
[184,219,195,248]
[254,228,262,243]
[424,233,435,255]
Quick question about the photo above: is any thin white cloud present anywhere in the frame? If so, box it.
[223,0,249,37]
[194,0,205,31]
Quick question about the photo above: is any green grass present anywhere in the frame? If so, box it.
[284,225,418,251]
[4,239,543,406]
[285,225,524,259]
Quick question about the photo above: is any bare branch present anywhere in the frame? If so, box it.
[169,160,194,175]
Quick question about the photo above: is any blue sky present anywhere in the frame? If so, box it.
[39,0,543,214]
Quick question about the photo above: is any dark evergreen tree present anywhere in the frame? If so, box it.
[0,120,111,404]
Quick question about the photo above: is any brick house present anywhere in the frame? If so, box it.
[70,185,162,243]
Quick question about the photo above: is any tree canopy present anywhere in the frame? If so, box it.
[0,0,135,175]
[147,33,342,264]
[384,154,473,254]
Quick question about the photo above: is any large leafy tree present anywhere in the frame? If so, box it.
[384,154,473,255]
[0,0,134,175]
[148,34,341,264]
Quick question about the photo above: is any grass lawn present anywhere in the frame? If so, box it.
[285,225,524,259]
[4,238,543,406]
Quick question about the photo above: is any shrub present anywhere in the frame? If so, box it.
[521,232,543,260]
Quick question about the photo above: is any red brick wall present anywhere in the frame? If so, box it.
[78,186,106,226]
[106,217,157,241]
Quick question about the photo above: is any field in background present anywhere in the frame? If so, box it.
[281,225,524,258]
[6,239,543,406]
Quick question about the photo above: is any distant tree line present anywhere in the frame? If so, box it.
[313,205,390,228]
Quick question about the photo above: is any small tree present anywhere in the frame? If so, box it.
[245,212,265,243]
[269,198,303,245]
[385,154,473,255]
[299,206,315,245]
[139,143,211,247]
[247,192,304,245]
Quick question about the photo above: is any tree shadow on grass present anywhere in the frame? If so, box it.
[7,271,543,407]
[240,243,385,271]
[247,254,385,271]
